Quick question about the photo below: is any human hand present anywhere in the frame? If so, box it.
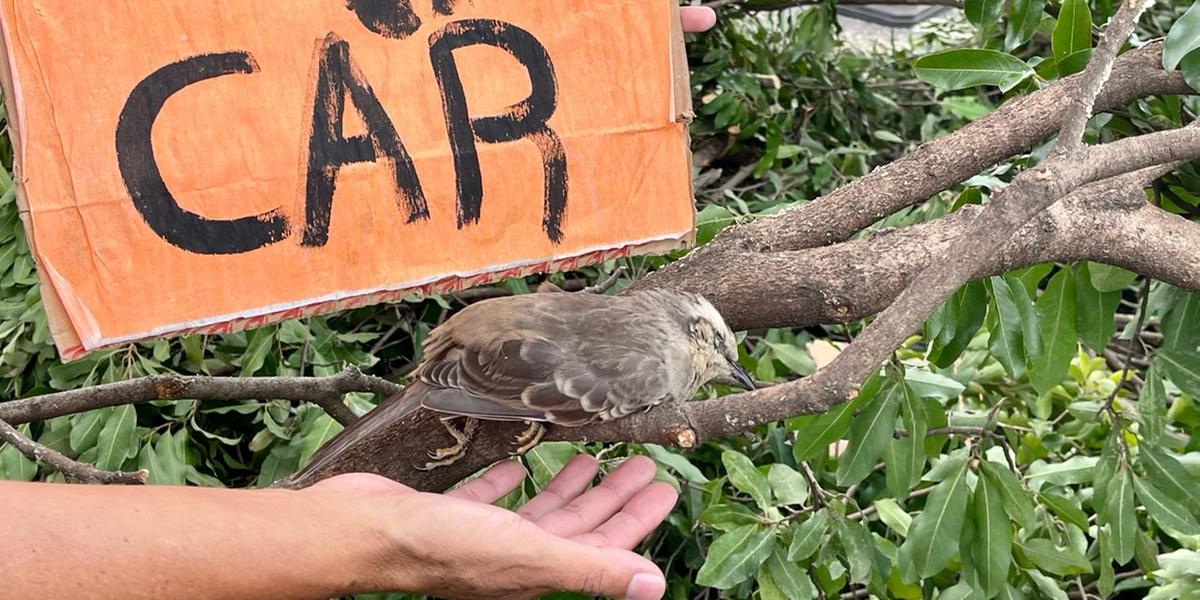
[681,6,717,32]
[304,454,678,600]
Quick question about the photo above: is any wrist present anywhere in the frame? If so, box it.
[293,483,426,596]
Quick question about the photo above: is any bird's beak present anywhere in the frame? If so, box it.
[727,359,756,391]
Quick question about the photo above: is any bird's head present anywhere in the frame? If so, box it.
[681,294,756,392]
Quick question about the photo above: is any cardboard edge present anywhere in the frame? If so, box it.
[668,0,697,249]
[0,9,84,357]
[58,235,692,360]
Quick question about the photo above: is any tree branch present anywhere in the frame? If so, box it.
[0,367,401,427]
[1053,0,1156,156]
[665,42,1188,259]
[0,417,146,484]
[703,0,964,9]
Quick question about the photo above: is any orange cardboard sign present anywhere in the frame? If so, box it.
[0,1,695,360]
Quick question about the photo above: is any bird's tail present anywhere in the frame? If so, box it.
[283,383,427,486]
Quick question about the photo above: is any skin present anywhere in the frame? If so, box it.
[1,455,678,600]
[0,8,718,600]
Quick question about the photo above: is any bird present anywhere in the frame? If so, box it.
[300,286,755,473]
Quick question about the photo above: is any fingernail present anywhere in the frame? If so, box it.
[624,573,665,600]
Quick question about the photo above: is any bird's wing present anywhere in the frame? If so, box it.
[417,299,679,425]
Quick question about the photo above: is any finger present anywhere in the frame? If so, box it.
[446,460,527,504]
[573,482,678,550]
[680,7,717,32]
[526,539,667,600]
[534,455,657,538]
[517,454,599,521]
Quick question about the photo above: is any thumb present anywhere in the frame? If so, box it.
[532,541,666,600]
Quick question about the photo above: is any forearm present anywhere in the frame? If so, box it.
[0,481,391,600]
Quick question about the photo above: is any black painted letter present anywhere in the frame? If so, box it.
[115,52,289,255]
[345,0,421,40]
[429,19,567,243]
[304,33,429,247]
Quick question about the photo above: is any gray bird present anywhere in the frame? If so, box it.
[301,287,755,472]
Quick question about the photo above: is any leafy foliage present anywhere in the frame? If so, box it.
[0,1,1198,599]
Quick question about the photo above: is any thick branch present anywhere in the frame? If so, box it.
[0,367,401,426]
[659,42,1189,260]
[0,417,146,484]
[704,0,963,9]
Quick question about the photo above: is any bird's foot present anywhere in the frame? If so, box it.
[416,417,479,471]
[509,421,546,456]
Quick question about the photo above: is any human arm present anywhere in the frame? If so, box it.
[0,455,676,600]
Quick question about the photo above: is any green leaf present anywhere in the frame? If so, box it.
[928,281,988,368]
[1157,349,1200,401]
[695,524,777,589]
[644,444,709,484]
[1161,289,1200,354]
[787,511,830,561]
[1027,570,1069,600]
[836,379,902,486]
[1005,0,1048,50]
[767,546,817,600]
[1018,538,1093,575]
[1026,455,1097,487]
[965,0,1004,28]
[766,342,815,376]
[913,49,1035,92]
[1088,263,1137,292]
[835,518,874,584]
[898,456,970,578]
[757,564,787,600]
[1134,476,1200,539]
[0,424,37,481]
[904,368,966,401]
[873,497,912,537]
[792,395,865,462]
[980,460,1035,528]
[1139,446,1200,513]
[256,443,301,487]
[1181,48,1200,90]
[1073,264,1119,353]
[69,407,109,453]
[723,451,772,511]
[296,412,343,467]
[701,502,760,532]
[1052,0,1092,75]
[1140,363,1168,445]
[239,327,275,377]
[1164,1,1200,70]
[95,404,137,471]
[1039,492,1088,531]
[972,471,1012,597]
[988,276,1027,379]
[1029,268,1078,395]
[768,464,809,507]
[525,442,577,489]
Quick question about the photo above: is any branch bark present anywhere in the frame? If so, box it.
[670,42,1188,258]
[0,367,401,427]
[0,417,147,484]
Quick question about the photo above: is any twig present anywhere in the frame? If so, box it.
[1053,0,1156,157]
[894,426,1007,442]
[0,367,400,427]
[583,267,627,294]
[0,417,146,484]
[846,485,934,521]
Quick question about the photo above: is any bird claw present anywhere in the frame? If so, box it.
[509,422,546,456]
[415,417,479,471]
